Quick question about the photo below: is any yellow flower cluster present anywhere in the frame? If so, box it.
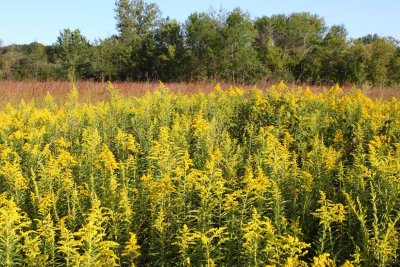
[0,82,398,266]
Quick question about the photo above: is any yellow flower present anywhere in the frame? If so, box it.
[122,232,141,260]
[98,144,118,172]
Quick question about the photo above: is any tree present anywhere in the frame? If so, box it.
[0,42,59,81]
[346,39,368,85]
[255,13,326,82]
[54,29,92,80]
[220,8,262,83]
[126,17,186,82]
[320,25,350,84]
[93,36,133,81]
[184,11,223,80]
[0,45,23,80]
[10,42,57,81]
[300,25,350,84]
[364,35,397,87]
[255,15,293,81]
[115,0,135,44]
[115,0,161,44]
[151,18,185,81]
[388,46,400,86]
[114,0,162,80]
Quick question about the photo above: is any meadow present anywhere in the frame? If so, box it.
[1,81,400,104]
[0,81,399,266]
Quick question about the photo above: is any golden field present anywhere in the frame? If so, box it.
[0,82,399,266]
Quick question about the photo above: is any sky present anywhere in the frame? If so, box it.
[1,0,399,46]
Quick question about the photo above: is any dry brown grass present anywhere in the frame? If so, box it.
[0,81,221,104]
[0,80,399,104]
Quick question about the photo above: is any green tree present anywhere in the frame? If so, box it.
[114,0,162,80]
[93,36,133,81]
[54,28,92,80]
[347,39,368,85]
[151,18,185,81]
[255,13,326,82]
[115,0,161,44]
[115,0,136,44]
[0,45,23,80]
[388,46,400,86]
[184,11,223,80]
[301,25,350,84]
[255,15,294,82]
[8,42,58,81]
[220,8,262,83]
[362,35,398,87]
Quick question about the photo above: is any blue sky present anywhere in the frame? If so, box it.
[1,0,399,45]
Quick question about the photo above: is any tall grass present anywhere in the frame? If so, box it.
[0,81,399,104]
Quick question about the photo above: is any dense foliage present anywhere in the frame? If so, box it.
[1,0,400,86]
[0,82,399,266]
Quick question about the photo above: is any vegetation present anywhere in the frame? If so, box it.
[0,82,399,266]
[2,80,400,106]
[1,0,400,86]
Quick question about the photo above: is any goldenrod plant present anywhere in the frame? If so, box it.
[0,82,399,265]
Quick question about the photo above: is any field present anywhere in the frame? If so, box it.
[1,81,400,104]
[0,81,400,266]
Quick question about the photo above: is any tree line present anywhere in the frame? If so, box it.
[0,0,399,86]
